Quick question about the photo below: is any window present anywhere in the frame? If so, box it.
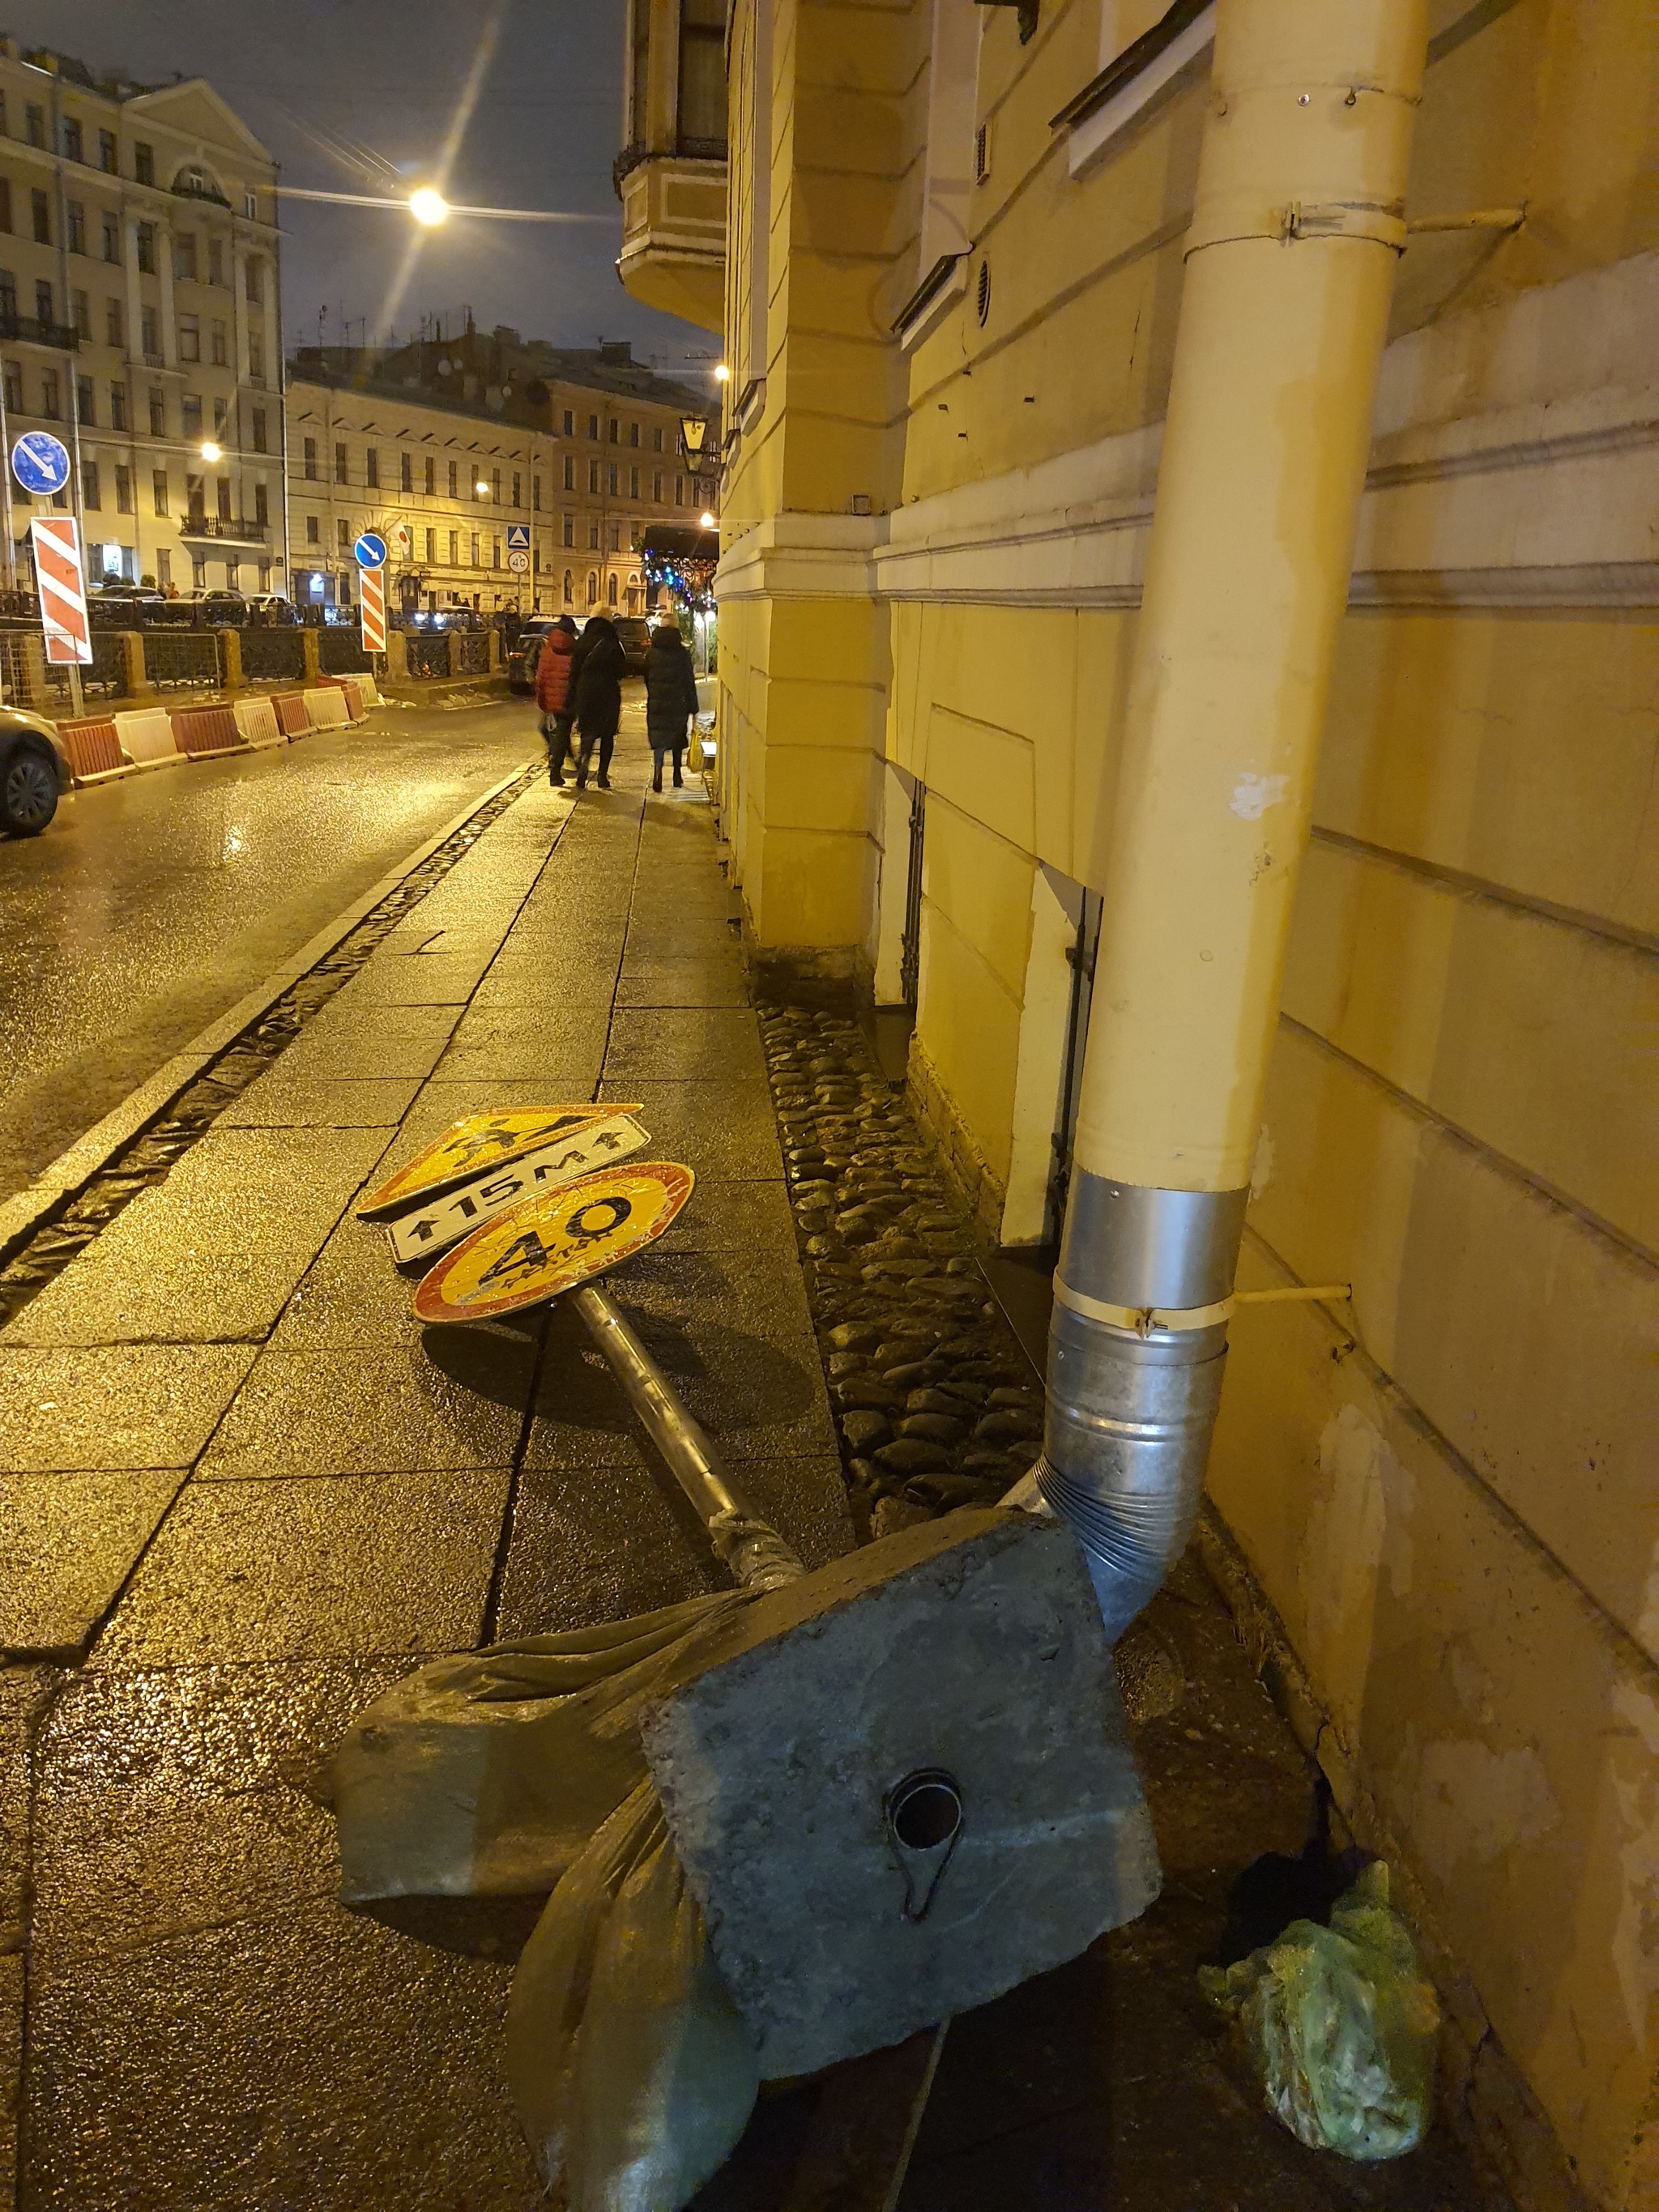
[207,237,223,286]
[424,527,436,561]
[303,437,318,480]
[608,522,621,552]
[561,408,574,436]
[34,279,53,326]
[24,105,45,151]
[608,419,619,444]
[400,450,412,492]
[216,476,232,522]
[148,388,165,437]
[679,0,727,147]
[365,447,379,488]
[334,442,348,484]
[181,392,203,438]
[2,364,19,415]
[31,189,49,245]
[177,314,200,361]
[136,222,155,273]
[0,270,12,320]
[245,258,262,304]
[424,454,435,495]
[562,514,574,548]
[116,464,133,512]
[629,421,640,448]
[653,471,663,502]
[110,381,127,430]
[248,331,264,385]
[141,306,159,359]
[251,407,267,454]
[81,460,100,509]
[66,202,86,254]
[532,475,541,510]
[512,471,521,506]
[100,129,117,174]
[254,481,268,526]
[76,374,95,424]
[213,395,227,433]
[608,464,619,497]
[41,369,59,419]
[563,454,574,492]
[0,181,10,233]
[470,532,480,567]
[210,319,228,366]
[70,291,91,339]
[134,143,154,185]
[104,296,122,347]
[491,468,501,503]
[156,547,172,587]
[174,232,197,282]
[101,210,119,261]
[337,517,351,548]
[588,520,600,550]
[587,412,599,439]
[448,529,458,564]
[305,513,320,543]
[63,117,84,164]
[607,572,618,605]
[493,538,501,569]
[244,191,257,220]
[587,571,598,604]
[675,474,685,505]
[563,569,573,601]
[629,467,640,498]
[447,460,458,497]
[655,427,665,453]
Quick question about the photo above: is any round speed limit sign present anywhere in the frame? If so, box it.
[507,549,529,574]
[413,1161,693,1322]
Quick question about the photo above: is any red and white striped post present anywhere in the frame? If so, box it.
[360,565,386,656]
[30,514,92,716]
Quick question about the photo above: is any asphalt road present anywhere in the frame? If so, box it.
[0,697,544,1203]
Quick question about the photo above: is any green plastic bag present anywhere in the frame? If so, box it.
[1199,1863,1439,2159]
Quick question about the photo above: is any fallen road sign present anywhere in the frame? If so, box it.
[357,1104,645,1218]
[385,1113,649,1262]
[414,1161,694,1323]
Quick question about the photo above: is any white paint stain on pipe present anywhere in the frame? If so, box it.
[1230,771,1289,820]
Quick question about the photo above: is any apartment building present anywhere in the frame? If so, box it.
[286,333,718,617]
[0,40,282,595]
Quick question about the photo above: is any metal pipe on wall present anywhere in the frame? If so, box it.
[1038,0,1430,1639]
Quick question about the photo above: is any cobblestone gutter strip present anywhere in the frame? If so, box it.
[755,1000,1045,1542]
[0,763,544,1330]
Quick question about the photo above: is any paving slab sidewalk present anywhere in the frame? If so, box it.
[0,704,852,2211]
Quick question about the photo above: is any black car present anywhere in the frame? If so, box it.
[614,616,652,676]
[0,708,71,836]
[507,616,557,693]
[87,582,168,626]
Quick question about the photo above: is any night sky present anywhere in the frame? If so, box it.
[8,0,714,376]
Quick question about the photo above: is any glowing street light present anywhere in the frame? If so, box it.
[408,187,450,227]
[199,440,223,464]
[700,510,716,529]
[475,479,490,496]
[713,362,731,382]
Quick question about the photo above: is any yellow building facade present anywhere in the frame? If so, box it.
[621,2,1658,2206]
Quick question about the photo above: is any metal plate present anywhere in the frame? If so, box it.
[413,1161,694,1323]
[356,1103,645,1218]
[384,1113,648,1262]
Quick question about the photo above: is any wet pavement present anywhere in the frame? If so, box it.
[0,695,1503,2210]
[0,698,540,1203]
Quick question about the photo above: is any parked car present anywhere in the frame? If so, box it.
[507,616,557,693]
[242,594,299,627]
[87,582,168,625]
[614,616,652,675]
[0,707,70,836]
[179,588,248,628]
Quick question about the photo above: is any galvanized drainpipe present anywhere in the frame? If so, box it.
[1038,0,1429,1640]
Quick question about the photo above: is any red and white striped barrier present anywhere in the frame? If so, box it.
[56,717,125,782]
[171,705,245,758]
[360,568,386,653]
[30,516,92,666]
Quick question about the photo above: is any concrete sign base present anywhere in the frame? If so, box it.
[640,1508,1161,2079]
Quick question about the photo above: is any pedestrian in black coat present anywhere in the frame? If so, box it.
[567,615,626,790]
[642,622,699,792]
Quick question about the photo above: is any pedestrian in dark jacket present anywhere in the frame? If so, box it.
[568,614,625,790]
[643,621,699,792]
[533,616,578,786]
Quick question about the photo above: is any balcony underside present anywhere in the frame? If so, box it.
[618,155,727,333]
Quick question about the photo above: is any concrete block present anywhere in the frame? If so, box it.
[641,1509,1159,2078]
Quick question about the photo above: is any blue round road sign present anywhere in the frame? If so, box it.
[11,431,71,497]
[353,531,388,570]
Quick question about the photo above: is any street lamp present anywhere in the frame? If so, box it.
[409,187,450,227]
[713,363,731,382]
[199,440,223,464]
[679,415,710,467]
[700,511,716,529]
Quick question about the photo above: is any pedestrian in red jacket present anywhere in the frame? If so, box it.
[534,616,578,786]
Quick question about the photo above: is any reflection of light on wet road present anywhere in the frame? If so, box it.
[222,825,246,862]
